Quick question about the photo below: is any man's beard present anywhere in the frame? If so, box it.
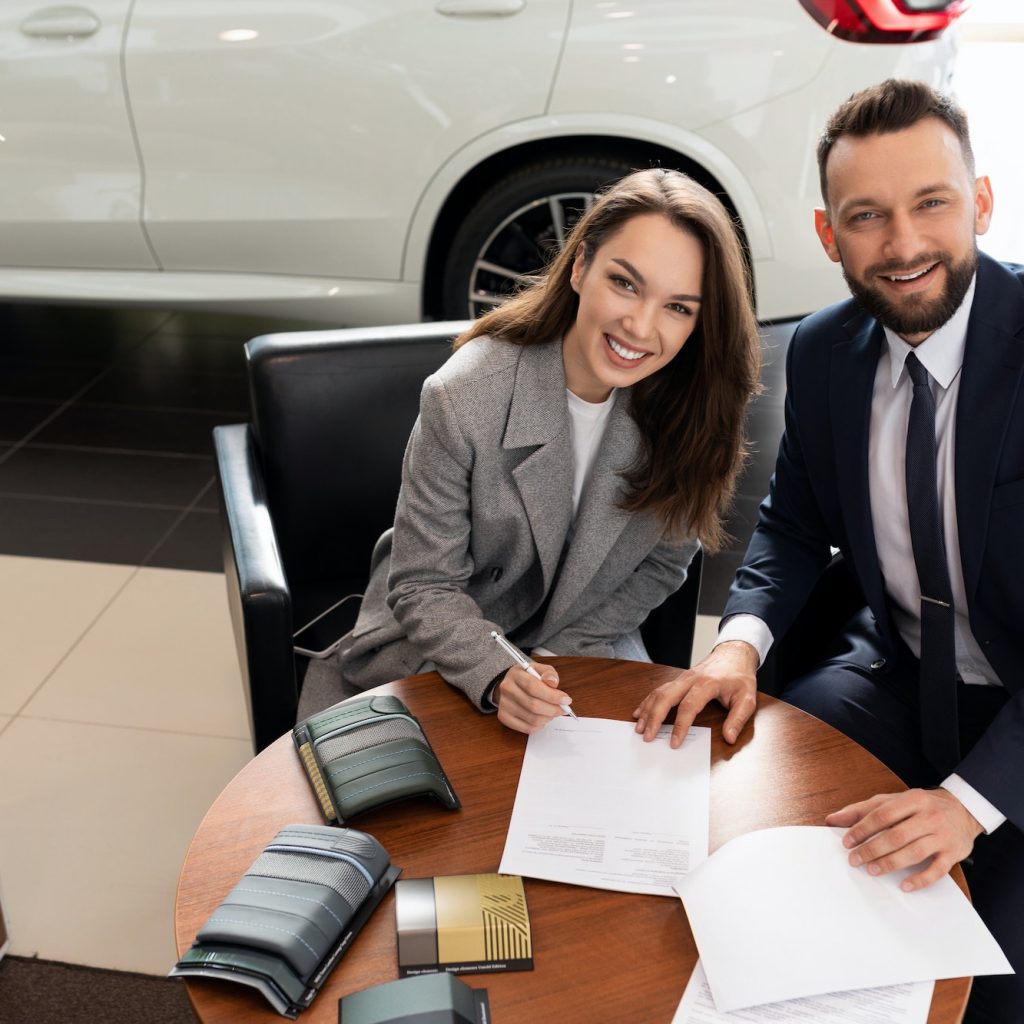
[841,246,978,337]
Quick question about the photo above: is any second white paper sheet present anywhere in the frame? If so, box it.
[499,717,710,895]
[673,960,934,1024]
[674,826,1011,1013]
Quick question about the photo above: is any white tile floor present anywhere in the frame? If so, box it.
[22,568,250,739]
[0,555,252,974]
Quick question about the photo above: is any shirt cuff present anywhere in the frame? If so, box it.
[941,774,1006,834]
[714,614,774,668]
[482,672,503,711]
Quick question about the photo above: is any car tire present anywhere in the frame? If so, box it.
[441,156,636,321]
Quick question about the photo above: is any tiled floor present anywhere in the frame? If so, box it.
[0,555,254,973]
[0,307,322,975]
[0,16,1015,979]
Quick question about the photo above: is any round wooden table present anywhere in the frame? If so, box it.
[174,657,970,1023]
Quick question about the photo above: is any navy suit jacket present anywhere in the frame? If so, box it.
[725,253,1024,830]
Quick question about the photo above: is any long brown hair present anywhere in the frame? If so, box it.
[455,167,760,552]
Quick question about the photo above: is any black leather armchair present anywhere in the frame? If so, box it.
[215,323,703,752]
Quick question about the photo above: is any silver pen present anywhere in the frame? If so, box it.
[490,630,577,719]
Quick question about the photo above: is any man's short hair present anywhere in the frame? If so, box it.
[817,78,975,205]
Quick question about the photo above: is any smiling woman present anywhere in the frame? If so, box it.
[307,169,761,735]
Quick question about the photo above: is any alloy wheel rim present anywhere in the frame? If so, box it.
[466,191,595,318]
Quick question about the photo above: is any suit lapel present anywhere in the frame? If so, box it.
[545,392,662,628]
[506,341,574,593]
[956,255,1024,604]
[830,315,891,636]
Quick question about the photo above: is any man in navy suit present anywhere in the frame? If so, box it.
[634,79,1022,1022]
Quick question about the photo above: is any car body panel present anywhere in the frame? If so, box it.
[0,1,156,269]
[124,0,569,280]
[549,0,833,131]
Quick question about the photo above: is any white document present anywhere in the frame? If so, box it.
[674,826,1012,1013]
[499,717,710,895]
[673,960,934,1024]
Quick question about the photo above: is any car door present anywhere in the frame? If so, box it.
[0,2,156,268]
[124,0,570,282]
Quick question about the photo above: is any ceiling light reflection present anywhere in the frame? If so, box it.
[219,28,259,42]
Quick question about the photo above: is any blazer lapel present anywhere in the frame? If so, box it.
[956,255,1024,604]
[831,315,891,638]
[545,392,662,627]
[506,341,574,593]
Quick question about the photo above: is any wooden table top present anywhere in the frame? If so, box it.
[174,657,969,1023]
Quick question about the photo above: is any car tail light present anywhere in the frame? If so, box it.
[798,0,967,43]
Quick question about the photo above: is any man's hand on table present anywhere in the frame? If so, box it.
[827,788,984,891]
[632,640,759,748]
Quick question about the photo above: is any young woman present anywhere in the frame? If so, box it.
[326,167,760,733]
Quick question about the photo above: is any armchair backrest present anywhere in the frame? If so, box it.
[246,322,470,596]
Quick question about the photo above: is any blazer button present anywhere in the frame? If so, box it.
[870,659,886,672]
[490,566,504,582]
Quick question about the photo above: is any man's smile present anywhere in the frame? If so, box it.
[875,260,943,295]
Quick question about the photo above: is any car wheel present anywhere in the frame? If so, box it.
[441,157,636,321]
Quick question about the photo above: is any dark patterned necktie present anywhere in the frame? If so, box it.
[904,352,960,775]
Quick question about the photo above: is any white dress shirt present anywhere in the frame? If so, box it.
[717,278,1006,833]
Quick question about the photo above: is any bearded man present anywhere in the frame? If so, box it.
[635,78,1023,1023]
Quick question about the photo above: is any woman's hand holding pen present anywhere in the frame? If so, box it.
[494,664,573,734]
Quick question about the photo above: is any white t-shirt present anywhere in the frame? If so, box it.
[566,387,617,520]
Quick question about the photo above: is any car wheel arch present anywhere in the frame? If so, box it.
[416,134,759,322]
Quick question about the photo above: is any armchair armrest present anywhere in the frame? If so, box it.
[214,424,298,752]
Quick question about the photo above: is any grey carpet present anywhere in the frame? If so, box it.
[0,956,197,1024]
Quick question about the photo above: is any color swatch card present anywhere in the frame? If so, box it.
[395,873,533,977]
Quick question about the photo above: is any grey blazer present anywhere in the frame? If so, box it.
[337,335,700,709]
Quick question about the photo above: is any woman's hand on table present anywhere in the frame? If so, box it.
[494,664,573,733]
[632,640,759,747]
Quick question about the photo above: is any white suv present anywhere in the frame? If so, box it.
[0,0,962,323]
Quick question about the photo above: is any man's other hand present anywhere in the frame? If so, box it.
[632,640,759,748]
[827,788,984,891]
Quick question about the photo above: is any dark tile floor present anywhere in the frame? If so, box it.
[0,302,795,612]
